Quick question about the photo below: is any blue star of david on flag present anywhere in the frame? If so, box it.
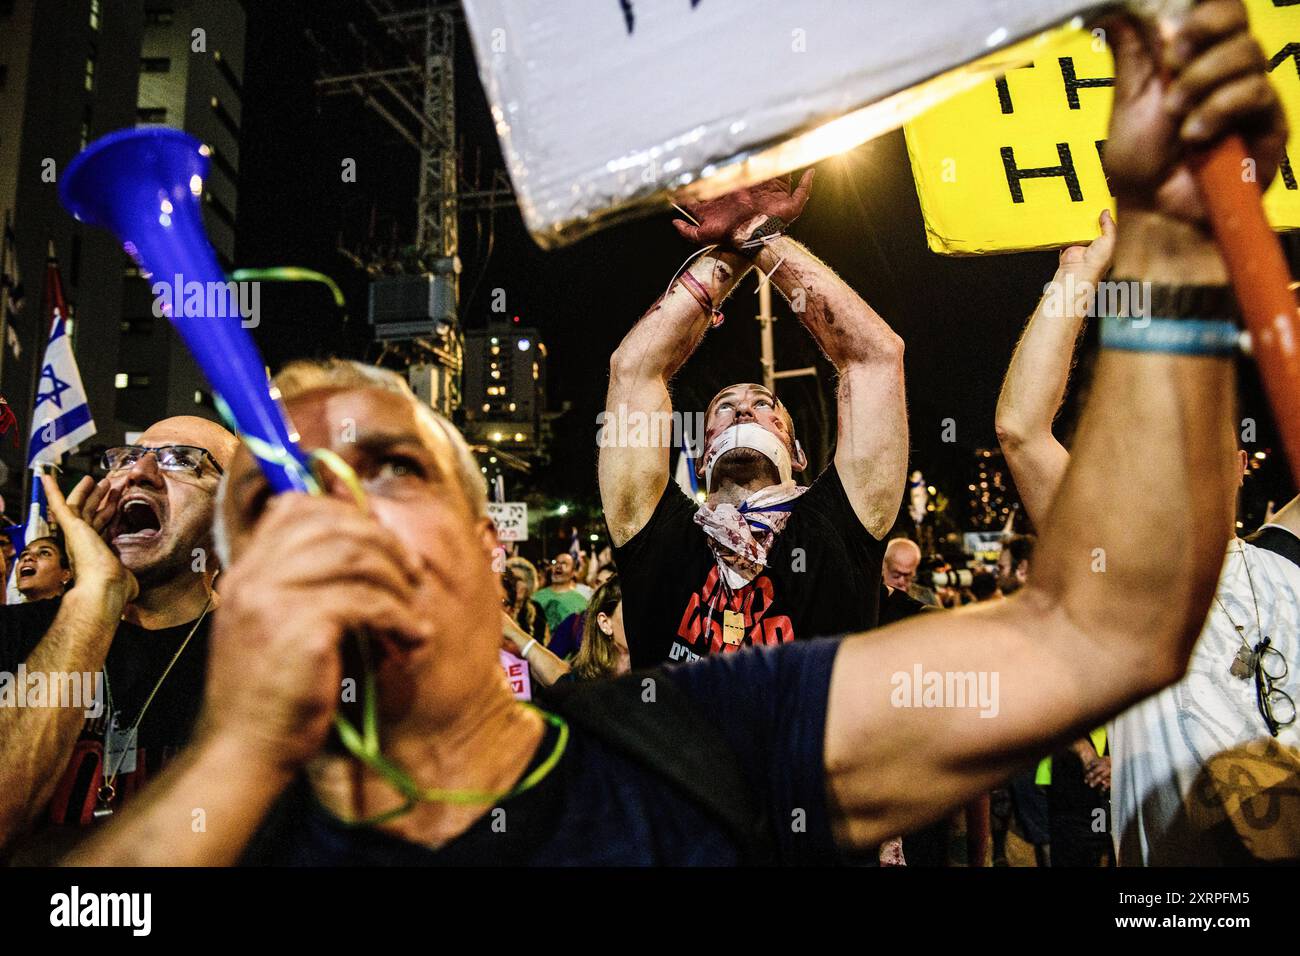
[27,316,97,467]
[35,363,72,410]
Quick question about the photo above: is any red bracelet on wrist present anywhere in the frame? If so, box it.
[678,271,725,327]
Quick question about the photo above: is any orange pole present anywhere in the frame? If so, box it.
[1190,134,1300,485]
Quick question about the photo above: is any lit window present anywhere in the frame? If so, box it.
[84,56,95,92]
[89,0,101,30]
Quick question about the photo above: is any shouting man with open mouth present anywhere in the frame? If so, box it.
[0,415,237,862]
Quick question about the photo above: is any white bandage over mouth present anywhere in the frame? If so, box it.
[702,422,792,492]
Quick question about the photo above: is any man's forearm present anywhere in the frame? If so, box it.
[994,265,1093,525]
[750,234,907,533]
[753,237,902,368]
[524,643,570,688]
[0,587,123,840]
[504,615,570,688]
[996,266,1094,449]
[1030,212,1236,693]
[609,249,750,384]
[65,731,291,867]
[602,248,750,545]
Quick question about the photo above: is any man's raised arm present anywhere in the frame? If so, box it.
[995,211,1116,527]
[600,249,749,545]
[0,475,135,844]
[751,234,907,537]
[600,174,814,546]
[820,0,1279,850]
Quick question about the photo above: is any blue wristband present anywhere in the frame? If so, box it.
[1100,316,1240,357]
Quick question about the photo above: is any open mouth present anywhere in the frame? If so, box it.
[17,565,35,578]
[113,498,163,541]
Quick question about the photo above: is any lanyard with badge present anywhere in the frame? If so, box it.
[1216,545,1296,737]
[94,598,211,819]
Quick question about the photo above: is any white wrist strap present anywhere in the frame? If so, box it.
[520,638,538,661]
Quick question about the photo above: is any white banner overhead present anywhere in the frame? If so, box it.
[463,0,1135,248]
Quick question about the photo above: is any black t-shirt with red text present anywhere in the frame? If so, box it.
[613,465,884,668]
[0,597,208,862]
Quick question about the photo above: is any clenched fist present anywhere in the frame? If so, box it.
[200,494,434,774]
[1103,0,1286,223]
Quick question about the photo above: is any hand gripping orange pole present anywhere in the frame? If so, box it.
[1190,135,1300,485]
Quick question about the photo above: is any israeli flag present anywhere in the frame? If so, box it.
[27,315,96,467]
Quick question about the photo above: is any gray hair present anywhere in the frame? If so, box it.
[212,359,487,568]
[884,537,921,563]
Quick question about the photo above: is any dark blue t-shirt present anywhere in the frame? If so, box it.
[241,638,844,865]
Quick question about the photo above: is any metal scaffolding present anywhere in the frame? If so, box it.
[312,2,513,415]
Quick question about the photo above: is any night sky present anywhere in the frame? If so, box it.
[234,1,1294,541]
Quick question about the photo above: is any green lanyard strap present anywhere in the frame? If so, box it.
[333,696,570,829]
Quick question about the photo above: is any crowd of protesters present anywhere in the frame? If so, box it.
[0,0,1296,868]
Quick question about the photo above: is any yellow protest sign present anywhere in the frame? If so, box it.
[904,0,1300,255]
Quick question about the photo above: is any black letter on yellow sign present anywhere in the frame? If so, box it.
[996,63,1036,114]
[1002,144,1084,203]
[1282,150,1297,191]
[1268,42,1300,80]
[1059,57,1114,110]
